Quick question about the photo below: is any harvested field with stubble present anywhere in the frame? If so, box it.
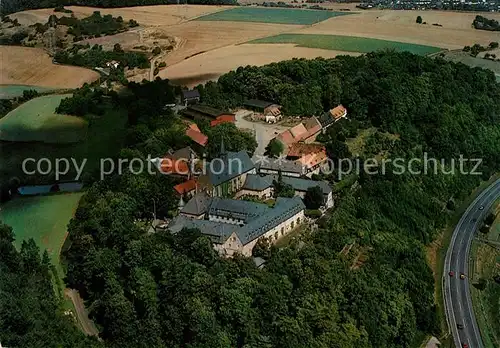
[10,5,230,26]
[0,46,99,88]
[163,43,360,86]
[292,10,500,49]
[159,21,303,67]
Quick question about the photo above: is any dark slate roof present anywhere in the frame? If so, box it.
[242,174,274,191]
[256,159,304,175]
[171,196,306,246]
[180,192,212,216]
[317,111,335,128]
[236,196,305,244]
[168,215,235,244]
[208,151,255,186]
[208,197,270,222]
[253,257,266,268]
[243,174,331,195]
[278,175,331,195]
[182,104,230,119]
[172,146,196,161]
[182,89,200,99]
[243,99,274,110]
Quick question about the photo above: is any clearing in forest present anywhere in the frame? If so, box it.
[0,94,87,143]
[0,193,84,271]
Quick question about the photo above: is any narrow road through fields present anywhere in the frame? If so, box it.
[444,178,500,348]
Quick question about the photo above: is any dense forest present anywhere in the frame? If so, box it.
[54,52,500,348]
[0,222,103,347]
[1,0,237,16]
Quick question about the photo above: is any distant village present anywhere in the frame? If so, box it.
[154,88,347,257]
[358,0,500,11]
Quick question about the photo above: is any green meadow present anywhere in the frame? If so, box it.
[0,193,83,274]
[0,94,87,144]
[250,34,442,55]
[196,7,351,25]
[0,106,127,184]
[0,85,55,99]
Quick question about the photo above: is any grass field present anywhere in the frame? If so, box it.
[470,239,500,348]
[0,85,55,99]
[195,7,351,25]
[0,105,127,184]
[250,33,442,55]
[0,193,83,275]
[0,94,87,144]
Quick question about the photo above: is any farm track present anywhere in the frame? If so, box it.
[64,289,99,337]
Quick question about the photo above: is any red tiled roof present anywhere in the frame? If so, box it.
[277,130,295,146]
[304,124,321,139]
[160,157,190,175]
[287,143,326,158]
[188,123,201,132]
[297,151,328,169]
[329,105,347,120]
[186,128,208,146]
[303,117,321,131]
[289,123,308,138]
[174,179,197,195]
[210,114,236,127]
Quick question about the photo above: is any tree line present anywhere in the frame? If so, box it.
[54,43,149,71]
[57,11,138,41]
[1,0,237,16]
[473,15,500,31]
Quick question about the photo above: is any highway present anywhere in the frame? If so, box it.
[444,178,500,348]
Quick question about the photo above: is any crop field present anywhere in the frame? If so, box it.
[164,43,359,86]
[0,94,87,144]
[0,85,54,99]
[295,10,500,50]
[250,34,442,55]
[11,5,228,26]
[195,7,351,25]
[158,21,301,68]
[0,46,99,88]
[0,193,83,274]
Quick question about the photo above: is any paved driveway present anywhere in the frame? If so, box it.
[234,110,288,157]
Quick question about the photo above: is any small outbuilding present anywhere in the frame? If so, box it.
[182,89,201,106]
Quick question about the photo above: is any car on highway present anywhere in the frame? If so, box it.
[449,271,454,277]
[462,343,468,348]
[460,273,466,280]
[457,323,464,329]
[479,206,484,210]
